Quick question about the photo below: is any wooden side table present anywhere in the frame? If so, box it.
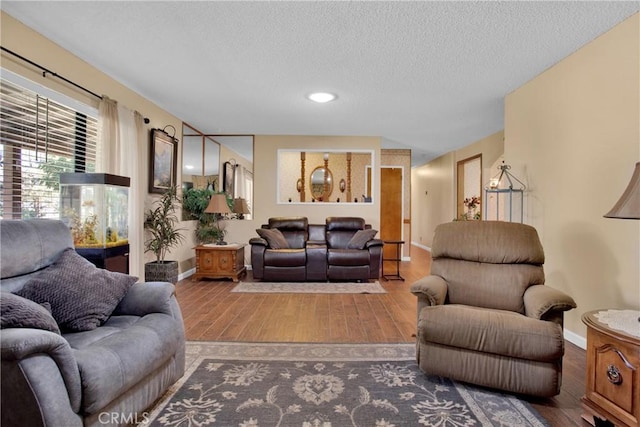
[582,309,640,427]
[193,243,246,282]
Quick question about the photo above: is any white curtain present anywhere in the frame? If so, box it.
[117,105,145,278]
[98,97,146,278]
[233,165,245,199]
[97,96,118,172]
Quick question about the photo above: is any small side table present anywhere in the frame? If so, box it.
[382,240,404,281]
[193,243,246,282]
[581,309,640,427]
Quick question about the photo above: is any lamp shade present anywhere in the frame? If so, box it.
[604,162,640,219]
[233,198,250,214]
[204,194,231,214]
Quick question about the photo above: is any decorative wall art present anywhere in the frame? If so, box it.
[149,128,178,194]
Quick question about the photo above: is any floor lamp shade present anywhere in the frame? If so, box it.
[604,162,640,220]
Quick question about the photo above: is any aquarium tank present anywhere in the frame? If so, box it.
[59,173,130,248]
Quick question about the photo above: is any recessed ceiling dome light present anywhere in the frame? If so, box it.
[308,92,337,103]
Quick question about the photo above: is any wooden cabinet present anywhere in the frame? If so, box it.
[193,244,246,282]
[582,310,640,427]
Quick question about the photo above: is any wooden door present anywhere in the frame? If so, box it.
[456,154,482,220]
[380,167,403,261]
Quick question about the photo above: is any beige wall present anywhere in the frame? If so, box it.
[411,131,504,248]
[505,13,640,338]
[411,153,454,248]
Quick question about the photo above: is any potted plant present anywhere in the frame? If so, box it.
[182,188,231,244]
[144,186,185,283]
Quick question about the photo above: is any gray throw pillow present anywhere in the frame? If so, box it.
[16,248,138,332]
[1,292,60,334]
[347,229,378,249]
[256,228,290,249]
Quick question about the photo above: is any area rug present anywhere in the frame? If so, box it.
[231,281,387,294]
[141,342,549,427]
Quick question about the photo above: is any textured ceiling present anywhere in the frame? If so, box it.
[2,1,638,166]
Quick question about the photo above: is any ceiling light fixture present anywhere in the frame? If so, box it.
[307,92,337,103]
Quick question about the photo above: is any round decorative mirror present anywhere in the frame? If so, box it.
[310,166,333,201]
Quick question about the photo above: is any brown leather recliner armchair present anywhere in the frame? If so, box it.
[410,221,576,397]
[325,217,383,281]
[250,217,310,281]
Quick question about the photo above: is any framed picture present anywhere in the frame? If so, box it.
[223,161,235,196]
[149,128,178,194]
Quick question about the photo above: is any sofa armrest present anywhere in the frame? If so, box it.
[410,275,448,324]
[365,238,384,248]
[113,281,176,317]
[1,328,82,414]
[524,285,577,321]
[410,275,448,306]
[250,237,268,247]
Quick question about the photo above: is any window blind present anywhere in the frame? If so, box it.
[0,78,99,219]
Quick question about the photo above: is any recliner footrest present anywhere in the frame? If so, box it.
[418,305,564,361]
[327,249,370,266]
[264,249,306,267]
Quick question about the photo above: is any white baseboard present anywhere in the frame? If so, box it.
[411,241,431,252]
[178,268,195,281]
[564,329,586,350]
[178,266,250,281]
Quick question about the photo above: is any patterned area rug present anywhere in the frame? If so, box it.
[142,342,549,427]
[231,281,387,294]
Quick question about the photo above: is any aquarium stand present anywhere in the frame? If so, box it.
[76,244,130,274]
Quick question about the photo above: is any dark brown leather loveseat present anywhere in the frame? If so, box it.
[250,217,383,282]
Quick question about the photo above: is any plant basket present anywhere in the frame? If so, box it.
[145,260,179,284]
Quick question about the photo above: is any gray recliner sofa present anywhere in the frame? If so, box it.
[0,219,186,426]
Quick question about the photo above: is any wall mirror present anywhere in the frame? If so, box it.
[310,166,333,200]
[182,123,254,219]
[182,123,220,191]
[278,150,374,203]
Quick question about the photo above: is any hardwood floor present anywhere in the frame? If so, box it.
[175,245,591,427]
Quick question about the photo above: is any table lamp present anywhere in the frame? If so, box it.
[604,162,640,219]
[604,162,640,322]
[204,193,231,245]
[233,197,250,220]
